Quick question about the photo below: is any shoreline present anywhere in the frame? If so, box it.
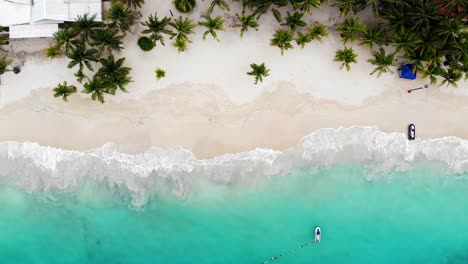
[1,82,468,159]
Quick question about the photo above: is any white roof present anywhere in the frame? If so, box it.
[0,0,32,26]
[9,23,59,38]
[31,0,102,23]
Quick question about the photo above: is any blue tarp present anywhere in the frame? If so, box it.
[400,64,417,80]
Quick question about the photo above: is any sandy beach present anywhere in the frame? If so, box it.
[0,0,467,159]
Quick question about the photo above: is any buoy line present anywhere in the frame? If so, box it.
[262,241,314,263]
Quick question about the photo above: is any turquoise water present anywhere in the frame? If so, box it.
[1,164,468,264]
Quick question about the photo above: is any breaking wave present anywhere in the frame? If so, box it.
[0,126,467,206]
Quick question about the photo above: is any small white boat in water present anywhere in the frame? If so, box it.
[315,227,321,242]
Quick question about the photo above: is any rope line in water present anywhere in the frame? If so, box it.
[262,241,314,263]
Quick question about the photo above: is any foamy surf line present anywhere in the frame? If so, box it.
[0,126,467,205]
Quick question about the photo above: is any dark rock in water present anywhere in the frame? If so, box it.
[13,66,21,74]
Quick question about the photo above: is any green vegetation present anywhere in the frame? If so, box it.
[155,68,166,80]
[282,11,307,31]
[233,14,259,38]
[53,81,77,102]
[0,26,9,51]
[270,29,294,55]
[247,63,270,84]
[208,0,230,14]
[367,48,397,77]
[334,46,357,71]
[336,17,365,44]
[119,0,145,9]
[138,36,155,51]
[45,45,62,59]
[104,0,138,32]
[360,26,384,49]
[308,22,328,42]
[141,13,174,46]
[198,15,225,41]
[174,0,196,13]
[0,56,12,75]
[295,32,311,49]
[50,2,137,103]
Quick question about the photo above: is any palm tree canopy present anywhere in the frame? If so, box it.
[282,11,307,31]
[104,1,138,32]
[67,45,99,72]
[367,48,397,77]
[174,0,196,13]
[96,55,132,93]
[90,27,125,53]
[170,16,197,41]
[73,13,100,40]
[291,0,322,14]
[208,0,231,13]
[233,13,259,38]
[53,27,79,52]
[198,15,225,41]
[0,56,12,75]
[336,17,365,44]
[270,28,294,55]
[334,46,358,71]
[45,45,62,59]
[82,76,111,103]
[247,62,270,84]
[120,0,145,9]
[308,22,328,42]
[141,13,174,46]
[295,32,311,49]
[53,81,77,102]
[360,26,384,48]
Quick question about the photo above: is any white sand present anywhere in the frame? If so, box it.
[0,0,467,158]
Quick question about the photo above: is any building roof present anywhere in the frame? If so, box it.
[31,0,102,23]
[9,23,59,38]
[0,0,32,26]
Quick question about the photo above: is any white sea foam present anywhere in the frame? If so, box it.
[0,127,467,206]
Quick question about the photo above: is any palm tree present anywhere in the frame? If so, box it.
[53,27,79,53]
[119,0,145,9]
[155,68,166,80]
[73,14,99,41]
[391,29,420,55]
[233,13,259,38]
[173,37,188,53]
[272,8,282,23]
[270,29,294,55]
[435,18,464,46]
[53,81,77,102]
[82,76,110,103]
[295,32,311,48]
[90,27,124,54]
[282,11,307,31]
[141,13,174,46]
[308,22,328,43]
[437,0,466,17]
[334,46,357,71]
[291,0,322,15]
[421,64,445,85]
[208,0,230,13]
[96,55,132,94]
[440,69,463,87]
[406,2,438,33]
[360,26,384,49]
[104,1,138,32]
[367,48,397,77]
[334,0,365,16]
[0,56,12,75]
[45,45,61,59]
[198,15,225,41]
[67,45,99,72]
[336,17,365,44]
[170,16,196,42]
[247,63,270,84]
[174,0,196,13]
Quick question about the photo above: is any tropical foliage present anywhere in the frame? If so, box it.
[367,48,397,77]
[360,26,384,49]
[53,81,77,101]
[45,45,62,59]
[0,56,12,75]
[138,36,155,51]
[336,17,365,44]
[96,55,132,94]
[174,0,196,13]
[141,13,174,46]
[208,0,230,13]
[170,16,197,42]
[104,0,138,32]
[334,46,357,71]
[155,68,166,80]
[270,29,294,55]
[198,15,225,41]
[247,63,270,84]
[295,32,311,48]
[119,0,145,9]
[282,11,307,31]
[82,76,110,104]
[233,14,259,38]
[308,22,328,42]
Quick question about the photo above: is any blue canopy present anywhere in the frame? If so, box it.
[400,64,417,80]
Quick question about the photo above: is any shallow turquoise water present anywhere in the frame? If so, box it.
[1,164,468,264]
